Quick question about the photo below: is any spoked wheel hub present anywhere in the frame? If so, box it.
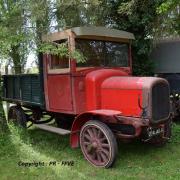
[80,120,118,168]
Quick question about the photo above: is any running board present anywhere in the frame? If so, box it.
[34,124,71,135]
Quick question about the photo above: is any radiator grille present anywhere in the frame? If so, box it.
[152,83,170,122]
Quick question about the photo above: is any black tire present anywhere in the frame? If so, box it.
[80,120,118,168]
[8,106,27,128]
[149,119,172,146]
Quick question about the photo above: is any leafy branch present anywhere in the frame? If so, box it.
[38,42,86,63]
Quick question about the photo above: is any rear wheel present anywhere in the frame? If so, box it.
[80,120,118,168]
[8,106,27,128]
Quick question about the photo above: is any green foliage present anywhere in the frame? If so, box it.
[0,0,179,75]
[109,0,164,75]
[0,0,32,74]
[156,0,180,36]
[157,0,179,13]
[38,42,86,63]
[71,49,87,63]
[39,43,69,57]
[55,0,110,28]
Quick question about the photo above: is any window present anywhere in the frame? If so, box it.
[48,40,70,74]
[75,39,129,68]
[49,55,69,69]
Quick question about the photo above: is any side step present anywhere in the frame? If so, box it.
[34,124,71,135]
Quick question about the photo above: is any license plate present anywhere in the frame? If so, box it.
[147,127,164,137]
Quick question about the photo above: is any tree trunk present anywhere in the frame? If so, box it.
[0,73,7,131]
[9,45,22,74]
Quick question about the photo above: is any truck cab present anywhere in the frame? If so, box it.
[42,27,134,114]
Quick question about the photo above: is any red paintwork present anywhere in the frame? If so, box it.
[43,54,73,113]
[85,69,129,110]
[71,67,131,114]
[101,77,143,117]
[71,76,86,114]
[47,75,73,111]
[43,54,132,115]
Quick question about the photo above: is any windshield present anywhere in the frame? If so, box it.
[75,39,129,68]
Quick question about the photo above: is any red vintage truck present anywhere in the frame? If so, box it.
[2,27,171,168]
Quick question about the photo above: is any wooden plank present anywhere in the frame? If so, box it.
[2,74,44,107]
[34,124,71,135]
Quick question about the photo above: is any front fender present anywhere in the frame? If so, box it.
[70,110,122,148]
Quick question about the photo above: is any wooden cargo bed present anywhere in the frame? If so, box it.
[2,74,44,107]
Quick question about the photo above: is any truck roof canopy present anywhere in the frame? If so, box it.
[42,26,135,42]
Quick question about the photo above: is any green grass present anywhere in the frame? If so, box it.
[0,123,180,180]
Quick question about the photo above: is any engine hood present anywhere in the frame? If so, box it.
[85,69,170,122]
[101,76,170,121]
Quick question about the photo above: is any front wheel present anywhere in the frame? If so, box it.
[80,120,118,168]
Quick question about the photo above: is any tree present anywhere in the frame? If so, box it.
[0,0,31,74]
[155,0,180,37]
[55,0,111,29]
[108,0,164,75]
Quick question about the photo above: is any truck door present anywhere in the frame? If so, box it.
[45,54,73,112]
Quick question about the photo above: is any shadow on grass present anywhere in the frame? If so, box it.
[0,124,71,179]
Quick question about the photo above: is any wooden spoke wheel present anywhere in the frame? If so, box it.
[80,120,118,168]
[8,106,27,128]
